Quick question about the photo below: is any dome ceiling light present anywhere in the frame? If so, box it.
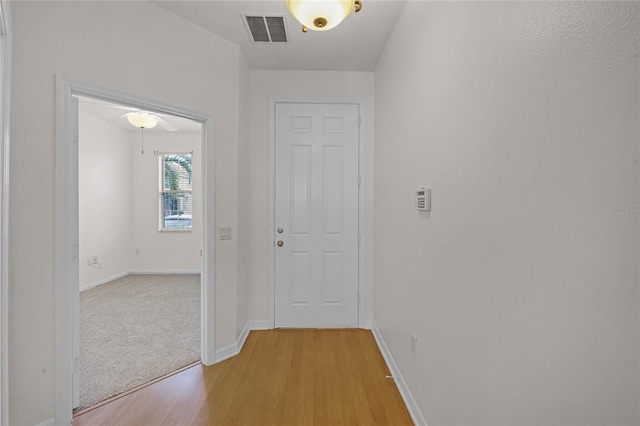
[286,0,362,32]
[127,112,158,155]
[127,112,158,129]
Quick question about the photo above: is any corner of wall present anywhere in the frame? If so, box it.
[236,51,251,340]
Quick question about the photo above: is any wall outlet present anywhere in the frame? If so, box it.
[410,333,418,357]
[92,256,98,264]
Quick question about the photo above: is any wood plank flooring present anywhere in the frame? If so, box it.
[74,329,413,426]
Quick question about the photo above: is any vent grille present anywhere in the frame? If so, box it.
[243,14,288,43]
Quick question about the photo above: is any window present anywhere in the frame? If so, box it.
[159,153,192,231]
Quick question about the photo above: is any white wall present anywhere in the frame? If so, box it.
[80,112,201,289]
[374,2,639,425]
[237,54,250,336]
[9,1,243,424]
[248,70,375,323]
[79,111,132,289]
[130,131,202,272]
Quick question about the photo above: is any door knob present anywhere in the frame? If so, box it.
[277,240,284,247]
[277,227,284,234]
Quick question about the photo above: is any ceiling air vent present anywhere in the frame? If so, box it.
[242,14,288,44]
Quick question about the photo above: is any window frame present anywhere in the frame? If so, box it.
[158,151,193,232]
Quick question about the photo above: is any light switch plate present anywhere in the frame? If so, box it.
[219,226,232,240]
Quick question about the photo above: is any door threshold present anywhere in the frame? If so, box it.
[73,360,201,417]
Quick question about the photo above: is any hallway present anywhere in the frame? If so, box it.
[74,329,413,425]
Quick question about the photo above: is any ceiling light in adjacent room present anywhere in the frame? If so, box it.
[127,112,157,129]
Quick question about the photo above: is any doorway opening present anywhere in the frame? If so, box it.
[55,77,216,425]
[74,97,203,411]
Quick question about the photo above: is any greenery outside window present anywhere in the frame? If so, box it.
[159,153,192,231]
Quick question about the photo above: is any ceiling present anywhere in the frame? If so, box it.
[152,0,406,71]
[78,97,202,133]
[79,1,406,128]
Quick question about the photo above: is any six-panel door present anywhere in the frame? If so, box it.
[274,103,360,327]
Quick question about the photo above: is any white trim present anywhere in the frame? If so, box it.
[79,270,202,292]
[356,104,367,329]
[0,2,10,424]
[370,323,427,426]
[215,341,241,363]
[79,271,131,292]
[129,269,201,275]
[215,320,269,363]
[55,75,77,426]
[55,76,216,426]
[35,418,56,426]
[267,99,367,329]
[201,115,216,367]
[236,321,251,352]
[247,319,269,330]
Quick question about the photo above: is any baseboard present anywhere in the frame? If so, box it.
[35,418,56,426]
[80,269,201,292]
[370,322,427,426]
[214,341,238,363]
[246,319,270,330]
[236,321,251,355]
[215,320,270,363]
[130,269,200,275]
[79,270,130,292]
[363,319,373,330]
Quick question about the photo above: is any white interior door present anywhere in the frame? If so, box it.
[274,102,360,327]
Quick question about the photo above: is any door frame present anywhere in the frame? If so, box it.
[55,76,216,424]
[0,1,10,424]
[268,99,367,328]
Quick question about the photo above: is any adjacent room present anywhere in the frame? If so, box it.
[76,97,203,410]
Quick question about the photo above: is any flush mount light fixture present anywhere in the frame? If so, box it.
[286,0,362,32]
[127,112,157,129]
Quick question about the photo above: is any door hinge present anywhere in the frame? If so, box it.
[358,175,361,187]
[357,293,361,305]
[358,115,361,127]
[200,249,203,257]
[357,234,361,246]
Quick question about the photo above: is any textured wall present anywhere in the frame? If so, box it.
[129,132,202,272]
[9,1,242,423]
[80,113,203,290]
[237,53,251,337]
[374,2,639,424]
[79,111,132,289]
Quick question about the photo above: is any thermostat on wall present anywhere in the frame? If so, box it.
[415,187,431,211]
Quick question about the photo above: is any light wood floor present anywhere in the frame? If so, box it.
[74,329,413,425]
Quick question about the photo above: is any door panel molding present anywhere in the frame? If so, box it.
[268,99,367,328]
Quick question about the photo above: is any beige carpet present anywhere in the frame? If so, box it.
[78,274,200,410]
